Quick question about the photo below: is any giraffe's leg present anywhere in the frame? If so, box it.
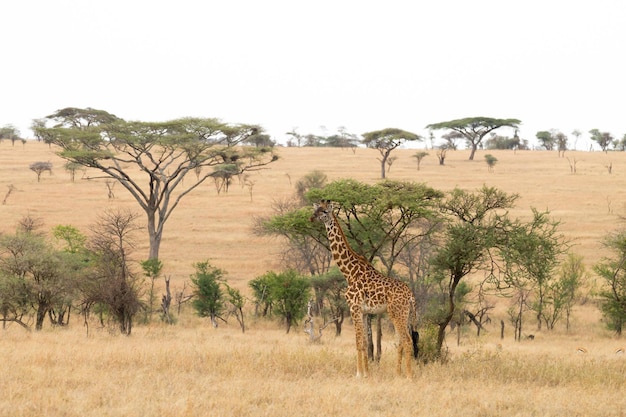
[392,316,413,378]
[402,327,413,378]
[351,308,368,377]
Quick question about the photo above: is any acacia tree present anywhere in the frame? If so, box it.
[496,209,569,334]
[33,107,278,259]
[362,128,422,178]
[594,231,626,335]
[589,129,614,153]
[0,124,22,146]
[430,186,519,354]
[263,178,442,359]
[0,217,81,331]
[427,117,521,160]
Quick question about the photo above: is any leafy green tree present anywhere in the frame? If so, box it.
[484,154,497,171]
[536,131,555,150]
[266,270,311,333]
[190,261,226,328]
[306,179,443,275]
[497,209,569,333]
[589,129,614,153]
[52,225,86,254]
[257,205,331,275]
[614,134,626,151]
[0,124,22,146]
[0,272,31,329]
[484,133,522,150]
[594,231,626,335]
[555,131,568,157]
[249,273,275,316]
[0,221,78,330]
[309,267,348,336]
[33,107,278,259]
[426,117,521,160]
[361,128,422,178]
[413,151,428,171]
[541,253,584,331]
[430,186,518,354]
[224,283,246,333]
[141,258,163,323]
[266,179,442,359]
[558,253,586,331]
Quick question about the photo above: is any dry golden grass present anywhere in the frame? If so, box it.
[2,141,626,416]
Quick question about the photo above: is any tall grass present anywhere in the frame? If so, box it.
[1,320,625,417]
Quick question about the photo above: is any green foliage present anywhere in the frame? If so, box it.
[361,128,422,178]
[141,258,163,323]
[0,124,22,144]
[415,322,447,363]
[0,227,80,330]
[413,151,428,170]
[430,186,519,350]
[251,270,311,333]
[306,179,443,271]
[484,154,498,171]
[594,232,626,335]
[485,134,521,150]
[426,117,521,160]
[589,128,614,152]
[190,261,226,327]
[52,225,86,253]
[309,267,348,335]
[536,131,555,150]
[34,107,278,259]
[249,273,274,316]
[268,270,311,333]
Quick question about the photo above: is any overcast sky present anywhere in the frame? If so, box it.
[2,1,625,149]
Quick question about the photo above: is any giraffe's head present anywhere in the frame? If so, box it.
[310,200,334,224]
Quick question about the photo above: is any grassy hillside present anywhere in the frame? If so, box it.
[1,141,626,416]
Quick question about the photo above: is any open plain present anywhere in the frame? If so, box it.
[1,141,626,416]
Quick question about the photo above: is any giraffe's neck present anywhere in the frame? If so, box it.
[323,214,367,284]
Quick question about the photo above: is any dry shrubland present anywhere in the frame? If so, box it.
[1,141,626,416]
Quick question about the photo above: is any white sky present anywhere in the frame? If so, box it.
[2,0,625,149]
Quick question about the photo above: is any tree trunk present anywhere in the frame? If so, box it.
[146,209,162,260]
[469,145,477,160]
[35,303,47,331]
[161,276,173,324]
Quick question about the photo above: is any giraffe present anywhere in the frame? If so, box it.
[310,200,419,378]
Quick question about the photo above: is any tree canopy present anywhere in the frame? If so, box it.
[33,107,278,259]
[361,128,422,179]
[426,117,521,160]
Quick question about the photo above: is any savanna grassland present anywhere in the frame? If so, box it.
[1,141,626,417]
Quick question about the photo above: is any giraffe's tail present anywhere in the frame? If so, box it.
[409,303,419,359]
[411,328,419,359]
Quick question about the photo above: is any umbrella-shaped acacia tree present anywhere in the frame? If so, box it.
[427,117,520,160]
[33,107,278,260]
